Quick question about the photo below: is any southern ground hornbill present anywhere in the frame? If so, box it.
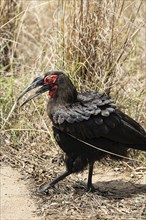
[18,71,146,192]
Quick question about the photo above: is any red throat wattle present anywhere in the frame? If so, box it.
[49,85,58,98]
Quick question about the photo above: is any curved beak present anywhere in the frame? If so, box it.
[17,75,51,107]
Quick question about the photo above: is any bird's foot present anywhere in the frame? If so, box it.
[73,182,97,192]
[37,182,54,194]
[86,184,96,193]
[87,184,106,194]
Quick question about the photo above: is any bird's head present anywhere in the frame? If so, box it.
[17,71,77,106]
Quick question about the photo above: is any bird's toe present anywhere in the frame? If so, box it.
[37,183,53,194]
[86,184,96,192]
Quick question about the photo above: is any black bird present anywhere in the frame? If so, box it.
[18,71,146,192]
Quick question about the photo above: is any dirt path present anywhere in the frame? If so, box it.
[1,163,146,220]
[0,165,42,220]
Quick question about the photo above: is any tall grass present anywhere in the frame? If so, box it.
[59,1,144,91]
[0,0,22,72]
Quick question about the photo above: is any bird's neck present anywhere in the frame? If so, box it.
[47,86,77,120]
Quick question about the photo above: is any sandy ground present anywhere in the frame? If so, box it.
[0,162,146,220]
[0,165,42,220]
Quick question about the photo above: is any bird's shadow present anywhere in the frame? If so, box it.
[73,179,146,199]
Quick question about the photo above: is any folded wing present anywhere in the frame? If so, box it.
[52,92,146,151]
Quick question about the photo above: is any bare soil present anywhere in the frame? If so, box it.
[1,165,42,220]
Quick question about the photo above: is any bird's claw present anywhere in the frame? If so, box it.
[86,185,96,193]
[37,183,54,194]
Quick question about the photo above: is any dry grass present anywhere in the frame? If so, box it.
[1,140,146,219]
[0,0,146,219]
[0,0,22,72]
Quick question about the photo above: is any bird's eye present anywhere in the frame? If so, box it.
[44,75,57,85]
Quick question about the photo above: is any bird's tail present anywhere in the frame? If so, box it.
[117,110,146,151]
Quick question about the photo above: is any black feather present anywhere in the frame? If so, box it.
[28,71,146,192]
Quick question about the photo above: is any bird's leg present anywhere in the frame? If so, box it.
[38,170,72,193]
[87,162,96,192]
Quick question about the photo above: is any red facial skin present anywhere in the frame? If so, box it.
[44,75,58,98]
